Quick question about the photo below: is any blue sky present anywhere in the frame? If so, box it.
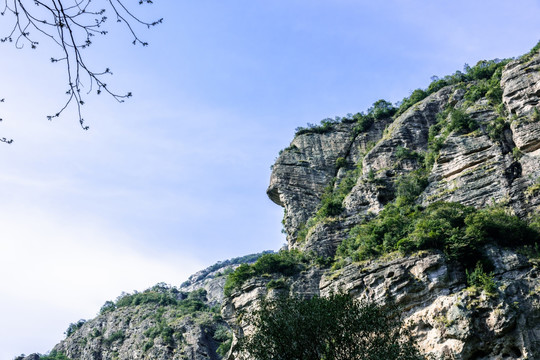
[1,0,539,358]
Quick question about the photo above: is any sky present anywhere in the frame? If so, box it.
[0,0,539,358]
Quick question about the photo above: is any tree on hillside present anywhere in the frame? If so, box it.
[238,293,427,360]
[0,0,161,134]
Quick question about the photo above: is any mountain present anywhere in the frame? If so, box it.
[19,42,540,360]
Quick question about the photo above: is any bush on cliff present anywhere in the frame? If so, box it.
[336,202,540,269]
[239,293,426,360]
[224,250,310,296]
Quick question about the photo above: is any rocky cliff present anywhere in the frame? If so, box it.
[20,43,540,360]
[225,44,540,360]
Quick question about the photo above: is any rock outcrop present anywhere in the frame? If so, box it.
[224,45,540,360]
[22,43,540,360]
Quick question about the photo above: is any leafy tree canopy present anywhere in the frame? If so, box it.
[239,293,427,360]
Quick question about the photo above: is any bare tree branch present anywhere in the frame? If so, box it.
[0,0,161,134]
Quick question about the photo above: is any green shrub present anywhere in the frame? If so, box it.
[295,118,339,136]
[103,330,125,346]
[395,89,428,117]
[214,325,233,357]
[526,179,540,198]
[39,351,71,360]
[394,170,428,205]
[395,146,423,162]
[266,278,288,290]
[65,319,86,337]
[217,338,233,357]
[487,117,508,143]
[369,99,397,120]
[239,293,427,360]
[466,262,497,294]
[338,202,419,261]
[352,112,374,135]
[465,207,538,247]
[223,263,254,296]
[99,301,116,315]
[520,40,540,63]
[448,108,477,134]
[532,107,540,122]
[335,157,347,169]
[224,250,310,297]
[336,201,540,269]
[115,284,180,308]
[144,322,176,347]
[464,59,505,81]
[143,340,154,352]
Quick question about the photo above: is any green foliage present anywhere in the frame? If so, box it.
[103,330,125,346]
[395,89,428,117]
[266,277,288,290]
[464,207,538,247]
[99,300,116,315]
[180,251,273,287]
[526,178,540,198]
[336,202,540,269]
[217,338,233,357]
[462,59,509,107]
[427,72,467,93]
[395,146,422,162]
[512,147,523,160]
[239,293,426,360]
[335,157,347,168]
[520,40,540,63]
[351,112,374,135]
[115,288,179,308]
[320,171,359,217]
[463,59,507,82]
[532,107,540,122]
[65,319,86,337]
[339,202,418,261]
[466,262,497,294]
[295,117,340,136]
[144,323,175,347]
[369,99,397,120]
[38,351,71,360]
[394,170,428,206]
[447,108,477,134]
[487,116,509,143]
[224,250,310,297]
[214,325,233,356]
[143,340,154,352]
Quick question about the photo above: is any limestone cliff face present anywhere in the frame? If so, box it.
[23,46,540,360]
[268,57,540,257]
[225,47,540,360]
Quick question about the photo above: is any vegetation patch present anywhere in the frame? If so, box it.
[65,319,87,337]
[214,325,233,357]
[224,250,311,297]
[447,108,478,134]
[520,40,540,63]
[180,251,273,288]
[103,331,125,346]
[526,179,540,198]
[466,262,497,295]
[32,351,71,360]
[336,202,540,270]
[238,293,427,360]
